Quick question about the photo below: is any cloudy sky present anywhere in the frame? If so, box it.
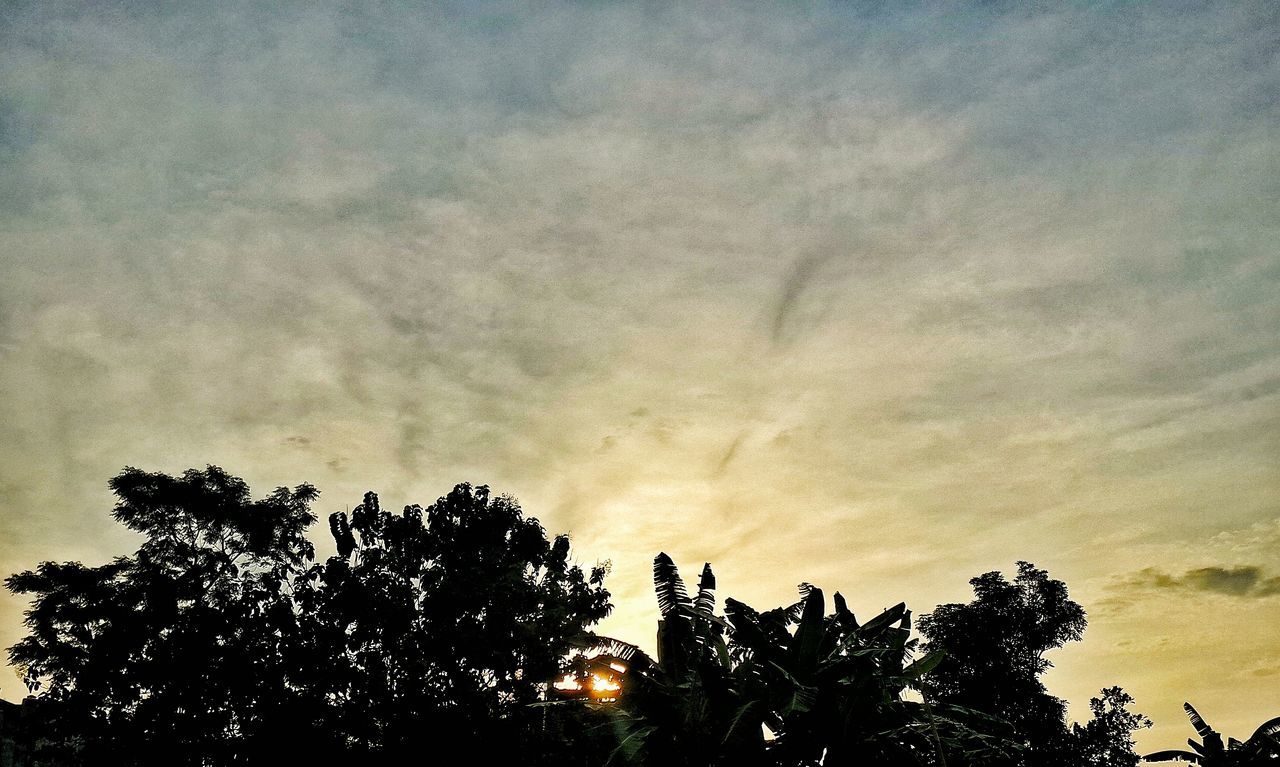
[1,1,1277,751]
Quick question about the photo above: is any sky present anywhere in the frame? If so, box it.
[1,0,1277,752]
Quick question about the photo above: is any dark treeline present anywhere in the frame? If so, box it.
[1,467,1276,766]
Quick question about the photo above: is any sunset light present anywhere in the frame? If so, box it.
[0,3,1276,765]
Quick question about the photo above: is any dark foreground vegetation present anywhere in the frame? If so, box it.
[1,467,1276,766]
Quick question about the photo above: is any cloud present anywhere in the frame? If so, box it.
[1184,567,1265,596]
[1118,565,1280,599]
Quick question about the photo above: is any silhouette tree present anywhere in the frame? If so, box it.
[917,561,1088,767]
[1143,704,1280,766]
[917,563,1156,767]
[1073,687,1152,767]
[5,470,612,766]
[290,483,612,763]
[5,466,318,766]
[9,472,1259,767]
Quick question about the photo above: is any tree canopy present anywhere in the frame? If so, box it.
[291,483,612,761]
[917,561,1150,767]
[7,467,319,766]
[5,467,611,766]
[3,467,1267,767]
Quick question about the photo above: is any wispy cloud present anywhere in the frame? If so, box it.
[0,2,1277,750]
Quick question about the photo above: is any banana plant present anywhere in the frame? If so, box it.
[724,584,953,765]
[581,555,1013,766]
[1144,704,1280,766]
[584,553,767,766]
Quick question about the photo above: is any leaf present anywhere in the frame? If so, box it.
[1249,716,1280,744]
[693,562,716,619]
[711,632,732,671]
[902,649,946,680]
[725,597,778,663]
[761,598,806,628]
[858,602,908,638]
[1184,702,1215,739]
[791,587,826,676]
[652,553,691,619]
[677,603,730,629]
[769,661,819,716]
[833,591,858,630]
[607,723,657,766]
[721,701,760,747]
[569,633,657,676]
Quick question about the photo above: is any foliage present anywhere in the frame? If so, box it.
[1073,687,1153,767]
[291,483,613,762]
[5,468,611,766]
[581,554,759,766]
[917,561,1090,766]
[6,466,317,766]
[726,584,989,767]
[1143,704,1280,766]
[595,555,1014,767]
[4,469,1273,767]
